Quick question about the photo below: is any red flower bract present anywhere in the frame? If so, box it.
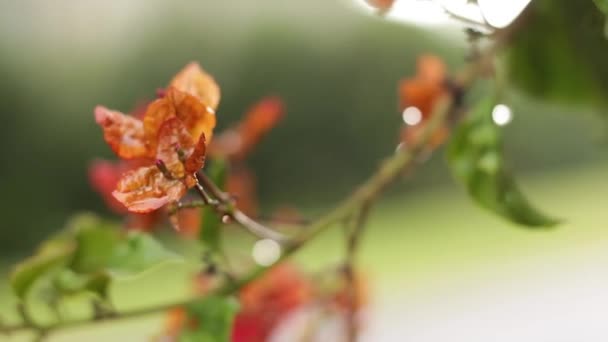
[95,63,220,213]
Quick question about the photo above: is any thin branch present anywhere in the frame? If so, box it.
[171,201,311,227]
[195,172,289,243]
[344,202,372,342]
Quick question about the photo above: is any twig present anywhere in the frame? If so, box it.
[171,201,312,226]
[344,202,372,342]
[195,172,289,243]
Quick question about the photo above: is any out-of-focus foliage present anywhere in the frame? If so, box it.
[179,296,240,342]
[508,0,608,107]
[11,214,180,308]
[447,97,559,227]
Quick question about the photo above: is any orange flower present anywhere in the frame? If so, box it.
[95,63,220,213]
[398,55,450,148]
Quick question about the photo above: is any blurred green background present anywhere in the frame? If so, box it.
[0,0,605,257]
[1,0,608,340]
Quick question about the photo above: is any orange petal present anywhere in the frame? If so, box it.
[113,166,186,213]
[95,106,148,159]
[185,133,206,173]
[237,96,285,158]
[156,118,196,178]
[143,97,177,154]
[166,87,217,144]
[417,54,446,85]
[398,79,444,117]
[169,62,221,111]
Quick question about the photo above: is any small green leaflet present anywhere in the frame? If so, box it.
[178,296,240,342]
[447,98,559,228]
[10,213,182,303]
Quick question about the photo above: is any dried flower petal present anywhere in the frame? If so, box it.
[167,87,217,144]
[142,97,177,154]
[185,134,206,173]
[113,166,187,213]
[156,118,196,177]
[169,62,221,111]
[94,106,147,159]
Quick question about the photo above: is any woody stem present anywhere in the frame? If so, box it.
[194,172,289,243]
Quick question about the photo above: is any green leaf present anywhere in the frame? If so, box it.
[11,213,182,303]
[106,232,181,277]
[507,0,608,107]
[199,158,229,252]
[179,296,240,342]
[69,215,121,273]
[53,269,111,299]
[594,0,608,37]
[447,98,559,227]
[10,239,75,299]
